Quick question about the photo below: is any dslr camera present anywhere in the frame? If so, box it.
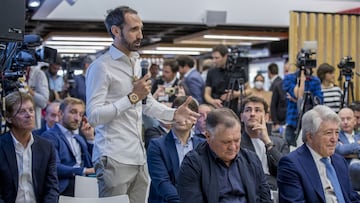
[296,48,317,76]
[338,56,355,78]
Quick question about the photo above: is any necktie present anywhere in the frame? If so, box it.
[320,157,346,203]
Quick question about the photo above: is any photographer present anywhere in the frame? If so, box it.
[283,59,323,147]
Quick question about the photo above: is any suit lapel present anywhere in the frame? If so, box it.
[241,133,256,152]
[31,136,41,200]
[165,132,180,178]
[74,134,92,167]
[2,133,19,189]
[55,126,76,158]
[338,131,350,144]
[299,145,325,201]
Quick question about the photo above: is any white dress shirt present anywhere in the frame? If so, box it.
[11,133,36,203]
[86,45,176,165]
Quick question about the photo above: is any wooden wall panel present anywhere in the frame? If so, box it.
[289,11,360,102]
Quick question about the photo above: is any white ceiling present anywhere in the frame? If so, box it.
[34,0,360,27]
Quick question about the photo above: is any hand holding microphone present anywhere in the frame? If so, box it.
[141,60,150,104]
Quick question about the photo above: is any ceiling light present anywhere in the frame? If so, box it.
[140,50,200,55]
[56,49,97,54]
[44,41,112,46]
[28,0,41,8]
[49,36,113,42]
[47,45,106,50]
[203,35,280,41]
[156,47,212,52]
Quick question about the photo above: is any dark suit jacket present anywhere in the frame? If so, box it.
[277,144,360,202]
[41,124,93,193]
[183,70,205,104]
[335,130,360,163]
[241,132,289,189]
[147,131,205,203]
[0,132,59,203]
[270,76,286,125]
[177,142,272,203]
[144,125,168,149]
[32,119,47,136]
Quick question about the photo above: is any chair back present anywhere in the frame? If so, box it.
[59,195,130,203]
[74,175,99,198]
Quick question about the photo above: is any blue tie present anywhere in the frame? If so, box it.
[320,157,345,203]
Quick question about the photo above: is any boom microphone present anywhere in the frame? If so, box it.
[141,60,149,104]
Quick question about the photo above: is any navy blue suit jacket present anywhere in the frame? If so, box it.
[41,124,93,193]
[183,70,205,104]
[177,142,272,203]
[335,130,360,163]
[277,144,360,202]
[147,130,205,203]
[0,132,59,203]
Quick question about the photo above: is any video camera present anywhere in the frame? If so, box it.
[0,34,57,94]
[338,56,355,78]
[225,47,249,84]
[296,49,317,75]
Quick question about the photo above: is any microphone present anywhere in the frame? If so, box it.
[141,60,149,104]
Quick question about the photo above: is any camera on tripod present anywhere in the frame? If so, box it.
[225,47,249,84]
[0,34,57,94]
[338,56,355,77]
[296,49,317,76]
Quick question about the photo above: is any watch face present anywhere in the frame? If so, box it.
[130,93,139,103]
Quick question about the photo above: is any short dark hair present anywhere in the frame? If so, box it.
[175,55,195,68]
[163,59,179,73]
[316,63,335,82]
[241,96,269,114]
[212,45,228,57]
[60,97,85,113]
[253,73,265,82]
[104,6,138,39]
[268,63,278,75]
[172,96,198,113]
[349,101,360,112]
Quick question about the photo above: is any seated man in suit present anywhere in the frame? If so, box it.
[42,97,95,196]
[240,96,289,190]
[335,107,360,190]
[144,120,171,149]
[177,108,272,203]
[33,101,60,136]
[0,91,58,202]
[277,105,360,202]
[147,96,205,203]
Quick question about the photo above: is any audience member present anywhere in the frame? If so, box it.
[144,120,172,149]
[176,55,205,104]
[268,63,286,128]
[0,92,58,202]
[85,6,199,202]
[33,101,60,136]
[177,108,272,203]
[69,55,96,103]
[147,96,204,203]
[277,105,360,202]
[283,65,323,146]
[151,59,180,103]
[194,104,214,138]
[316,63,343,113]
[26,65,50,129]
[200,58,213,82]
[336,107,360,190]
[149,63,160,87]
[42,97,94,196]
[350,101,360,133]
[240,96,289,190]
[46,55,64,102]
[246,73,272,110]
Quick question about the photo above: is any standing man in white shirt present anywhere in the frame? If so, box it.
[86,6,199,203]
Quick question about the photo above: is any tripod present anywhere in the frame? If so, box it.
[294,69,318,141]
[224,77,245,114]
[341,75,354,108]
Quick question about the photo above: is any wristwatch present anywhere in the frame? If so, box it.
[128,92,139,104]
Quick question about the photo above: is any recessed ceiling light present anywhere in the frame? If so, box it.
[140,50,200,55]
[156,47,212,52]
[28,0,40,8]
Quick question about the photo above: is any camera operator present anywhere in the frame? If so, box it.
[283,55,323,147]
[204,45,249,113]
[46,54,64,102]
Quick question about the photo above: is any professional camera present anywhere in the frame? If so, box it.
[338,56,355,77]
[296,48,317,76]
[0,35,57,94]
[225,47,249,84]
